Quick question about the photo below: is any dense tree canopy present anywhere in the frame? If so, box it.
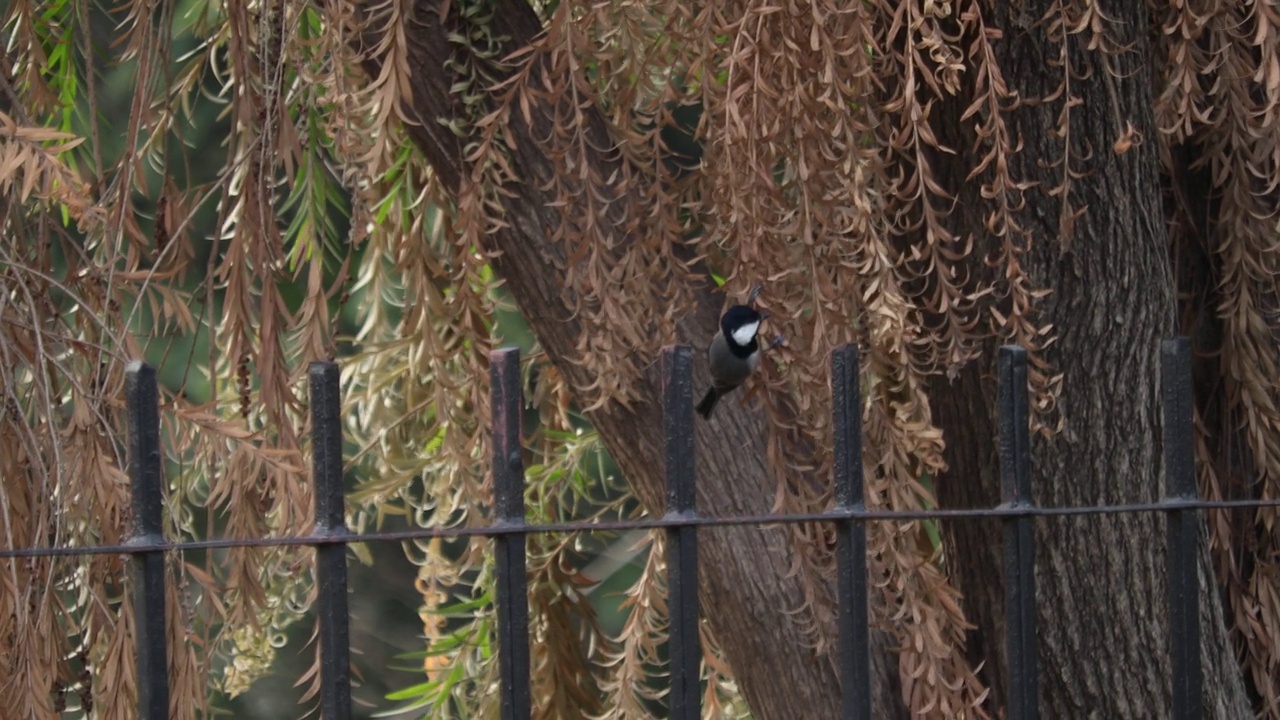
[1,0,1278,717]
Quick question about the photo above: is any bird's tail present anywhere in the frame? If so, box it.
[696,387,720,418]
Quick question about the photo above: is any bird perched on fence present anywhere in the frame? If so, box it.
[696,287,772,419]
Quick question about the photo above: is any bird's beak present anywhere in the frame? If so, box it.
[759,311,770,321]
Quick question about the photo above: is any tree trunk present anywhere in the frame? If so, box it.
[928,2,1251,717]
[352,2,902,717]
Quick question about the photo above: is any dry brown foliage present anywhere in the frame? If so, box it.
[2,0,1279,716]
[1152,0,1280,713]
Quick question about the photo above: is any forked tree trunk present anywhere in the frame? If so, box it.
[354,2,902,718]
[927,2,1251,717]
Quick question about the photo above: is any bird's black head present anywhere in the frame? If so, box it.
[720,304,764,349]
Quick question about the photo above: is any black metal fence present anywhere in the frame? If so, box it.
[7,339,1280,719]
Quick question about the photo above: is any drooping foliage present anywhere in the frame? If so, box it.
[1,0,1277,717]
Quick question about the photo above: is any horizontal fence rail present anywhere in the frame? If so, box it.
[8,340,1278,717]
[7,496,1278,560]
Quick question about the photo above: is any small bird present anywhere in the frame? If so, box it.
[696,304,767,419]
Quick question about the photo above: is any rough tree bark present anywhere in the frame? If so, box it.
[351,2,902,718]
[927,2,1252,717]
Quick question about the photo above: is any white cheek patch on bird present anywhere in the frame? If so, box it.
[731,321,759,346]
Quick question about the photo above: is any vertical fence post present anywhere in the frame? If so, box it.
[1162,338,1202,720]
[663,345,700,720]
[125,361,169,720]
[490,348,531,720]
[309,361,352,720]
[832,344,871,720]
[998,346,1038,720]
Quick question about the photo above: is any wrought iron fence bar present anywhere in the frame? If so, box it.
[832,344,871,720]
[310,361,353,720]
[663,345,701,720]
[22,341,1280,719]
[491,347,531,720]
[1162,338,1203,720]
[125,361,169,720]
[999,346,1038,720]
